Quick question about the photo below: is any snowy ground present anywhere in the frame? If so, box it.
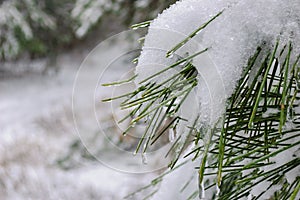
[0,37,159,200]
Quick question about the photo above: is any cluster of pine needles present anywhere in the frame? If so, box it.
[102,11,300,200]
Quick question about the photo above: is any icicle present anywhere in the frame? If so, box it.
[142,153,148,165]
[215,183,220,197]
[283,106,296,131]
[287,106,294,121]
[168,128,175,142]
[199,180,205,200]
[142,141,149,153]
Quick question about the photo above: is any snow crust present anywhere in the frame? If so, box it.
[136,0,300,127]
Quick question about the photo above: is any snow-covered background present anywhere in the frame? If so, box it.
[0,35,161,199]
[0,0,178,199]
